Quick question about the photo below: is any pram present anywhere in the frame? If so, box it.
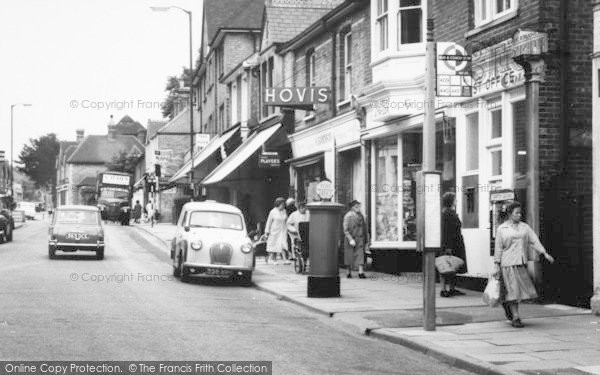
[293,222,309,274]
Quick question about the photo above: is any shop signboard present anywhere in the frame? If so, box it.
[264,87,331,107]
[154,150,172,165]
[0,150,4,162]
[258,152,280,169]
[196,134,211,151]
[437,42,473,97]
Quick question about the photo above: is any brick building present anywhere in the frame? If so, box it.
[353,0,593,306]
[592,0,600,314]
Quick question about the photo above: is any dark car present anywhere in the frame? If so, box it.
[48,205,104,260]
[98,199,130,225]
[0,196,15,243]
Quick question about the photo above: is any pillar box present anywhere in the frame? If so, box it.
[306,181,344,298]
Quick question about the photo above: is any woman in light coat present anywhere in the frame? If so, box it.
[264,197,288,265]
[493,201,554,328]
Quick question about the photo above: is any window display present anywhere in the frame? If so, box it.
[374,137,398,242]
[402,133,421,241]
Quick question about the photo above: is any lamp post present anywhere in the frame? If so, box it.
[10,103,32,198]
[151,6,195,196]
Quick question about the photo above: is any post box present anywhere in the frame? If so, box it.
[306,201,344,297]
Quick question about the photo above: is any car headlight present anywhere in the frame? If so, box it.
[241,243,253,254]
[190,240,203,250]
[98,230,104,242]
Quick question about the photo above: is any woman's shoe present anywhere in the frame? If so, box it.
[450,289,465,296]
[440,290,450,297]
[358,273,366,279]
[511,319,524,328]
[347,274,353,279]
[502,303,513,321]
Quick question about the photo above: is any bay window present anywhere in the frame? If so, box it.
[398,0,422,46]
[377,0,389,51]
[474,0,517,27]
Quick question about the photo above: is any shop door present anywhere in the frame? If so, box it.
[543,189,593,308]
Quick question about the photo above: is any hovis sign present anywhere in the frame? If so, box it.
[264,87,331,106]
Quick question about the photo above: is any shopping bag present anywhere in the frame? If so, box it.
[482,276,501,307]
[447,255,466,273]
[435,255,465,275]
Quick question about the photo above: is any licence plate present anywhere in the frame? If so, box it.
[66,232,89,241]
[205,268,231,276]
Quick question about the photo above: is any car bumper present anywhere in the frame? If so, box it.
[182,263,253,277]
[49,241,104,252]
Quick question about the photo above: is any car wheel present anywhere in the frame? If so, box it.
[173,250,182,277]
[48,246,56,259]
[96,247,104,260]
[6,223,12,242]
[238,271,252,287]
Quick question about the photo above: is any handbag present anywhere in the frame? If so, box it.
[435,255,465,275]
[483,276,501,307]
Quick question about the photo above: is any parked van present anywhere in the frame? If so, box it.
[16,202,37,220]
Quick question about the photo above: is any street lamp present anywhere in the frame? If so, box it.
[151,6,195,196]
[10,103,32,198]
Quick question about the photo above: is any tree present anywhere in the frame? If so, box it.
[17,133,59,189]
[105,150,141,175]
[161,68,191,120]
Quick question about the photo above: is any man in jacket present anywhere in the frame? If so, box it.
[343,200,369,279]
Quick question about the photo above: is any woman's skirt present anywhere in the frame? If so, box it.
[501,265,538,302]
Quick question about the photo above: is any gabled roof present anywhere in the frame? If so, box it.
[147,120,168,142]
[114,115,145,135]
[151,107,190,141]
[263,6,333,46]
[204,0,264,46]
[67,135,145,165]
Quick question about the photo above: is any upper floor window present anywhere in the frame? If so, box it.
[306,49,316,87]
[261,57,275,118]
[377,0,389,51]
[339,28,352,102]
[398,0,422,46]
[217,48,224,77]
[474,0,517,27]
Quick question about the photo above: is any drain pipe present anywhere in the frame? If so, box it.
[559,0,568,173]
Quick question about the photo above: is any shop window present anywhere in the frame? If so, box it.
[402,133,421,241]
[465,112,479,171]
[473,0,517,27]
[513,100,527,177]
[374,137,399,242]
[491,149,502,177]
[377,0,389,51]
[297,161,325,203]
[491,109,502,139]
[397,0,422,46]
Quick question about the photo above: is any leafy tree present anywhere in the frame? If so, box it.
[161,68,191,120]
[17,133,59,189]
[105,150,141,174]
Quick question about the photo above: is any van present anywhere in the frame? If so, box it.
[16,202,37,220]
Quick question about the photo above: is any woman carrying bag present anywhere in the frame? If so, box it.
[439,192,467,297]
[493,201,554,328]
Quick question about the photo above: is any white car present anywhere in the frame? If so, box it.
[16,202,37,220]
[171,201,254,285]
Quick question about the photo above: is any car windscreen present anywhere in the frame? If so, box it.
[188,211,243,231]
[54,210,99,225]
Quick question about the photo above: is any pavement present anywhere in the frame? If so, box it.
[135,221,600,375]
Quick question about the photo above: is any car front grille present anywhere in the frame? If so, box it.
[209,243,233,265]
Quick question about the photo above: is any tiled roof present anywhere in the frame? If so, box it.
[114,115,145,135]
[205,0,264,45]
[264,5,337,45]
[156,107,190,135]
[76,176,98,187]
[67,135,145,164]
[147,120,168,142]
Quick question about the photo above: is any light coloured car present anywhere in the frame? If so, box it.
[16,202,37,220]
[48,205,104,260]
[171,201,254,284]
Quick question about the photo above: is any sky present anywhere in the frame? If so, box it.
[0,0,204,163]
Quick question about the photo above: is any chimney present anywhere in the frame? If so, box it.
[76,129,84,143]
[107,115,116,140]
[137,128,147,144]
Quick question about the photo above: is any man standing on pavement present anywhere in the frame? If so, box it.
[133,200,142,224]
[343,200,369,279]
[146,199,155,228]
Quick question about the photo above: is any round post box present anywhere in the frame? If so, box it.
[306,201,344,297]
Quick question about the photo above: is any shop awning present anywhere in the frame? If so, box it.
[202,124,281,185]
[133,176,145,189]
[169,126,239,183]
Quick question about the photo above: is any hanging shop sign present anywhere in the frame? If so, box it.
[258,152,281,168]
[437,43,473,97]
[0,150,5,162]
[264,87,331,107]
[195,134,211,151]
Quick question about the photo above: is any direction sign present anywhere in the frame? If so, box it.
[437,43,473,97]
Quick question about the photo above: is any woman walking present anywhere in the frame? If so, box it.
[440,192,467,297]
[493,201,554,328]
[264,197,289,265]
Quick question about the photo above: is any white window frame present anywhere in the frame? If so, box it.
[464,109,480,174]
[376,0,389,52]
[397,0,423,47]
[339,30,353,103]
[304,51,316,120]
[474,0,518,27]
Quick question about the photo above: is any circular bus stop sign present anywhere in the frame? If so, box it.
[316,180,334,201]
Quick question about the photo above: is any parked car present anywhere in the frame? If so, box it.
[16,202,37,220]
[171,201,254,284]
[48,205,104,260]
[0,196,15,243]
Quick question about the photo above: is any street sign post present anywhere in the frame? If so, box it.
[437,43,472,97]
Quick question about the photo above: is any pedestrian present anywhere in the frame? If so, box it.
[343,200,369,279]
[493,201,554,328]
[284,197,297,260]
[146,200,156,228]
[263,197,289,265]
[440,192,467,297]
[287,201,309,240]
[133,200,142,224]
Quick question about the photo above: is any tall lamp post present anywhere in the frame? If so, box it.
[10,103,32,198]
[151,6,195,196]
